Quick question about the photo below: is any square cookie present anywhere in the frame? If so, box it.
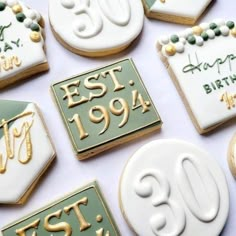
[1,181,120,236]
[0,100,55,204]
[52,58,162,160]
[157,20,236,134]
[142,0,213,25]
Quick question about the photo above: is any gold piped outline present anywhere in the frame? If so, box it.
[228,133,236,178]
[1,181,120,235]
[51,58,162,160]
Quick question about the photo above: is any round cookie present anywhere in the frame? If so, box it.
[119,139,229,236]
[228,133,236,177]
[49,0,144,57]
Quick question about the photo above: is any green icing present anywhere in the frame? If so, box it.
[227,21,235,29]
[4,42,12,52]
[214,27,221,36]
[0,23,12,41]
[170,35,179,43]
[30,23,40,32]
[52,59,161,156]
[16,13,26,22]
[187,35,196,45]
[0,2,6,11]
[2,182,120,236]
[209,22,217,30]
[201,32,209,41]
[0,100,29,139]
[144,0,156,8]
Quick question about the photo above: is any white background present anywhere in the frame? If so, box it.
[0,0,236,235]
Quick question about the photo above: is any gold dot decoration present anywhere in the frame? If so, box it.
[12,4,22,14]
[165,44,176,56]
[30,31,41,42]
[96,215,103,223]
[160,0,166,3]
[231,28,236,37]
[129,80,134,86]
[192,26,203,36]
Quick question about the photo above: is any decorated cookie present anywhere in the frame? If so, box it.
[1,181,120,236]
[49,0,144,57]
[51,58,162,160]
[120,139,229,236]
[0,0,48,89]
[228,133,236,177]
[157,19,236,134]
[142,0,213,25]
[0,100,55,204]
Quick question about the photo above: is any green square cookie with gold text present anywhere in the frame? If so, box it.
[51,59,162,160]
[1,181,120,236]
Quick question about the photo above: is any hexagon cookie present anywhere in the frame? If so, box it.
[0,0,48,89]
[0,100,55,204]
[49,0,144,57]
[142,0,214,25]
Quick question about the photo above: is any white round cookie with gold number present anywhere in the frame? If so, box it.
[120,139,229,236]
[49,0,144,57]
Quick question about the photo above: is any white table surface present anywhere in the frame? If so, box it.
[0,0,236,235]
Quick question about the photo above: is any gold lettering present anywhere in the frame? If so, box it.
[0,111,34,174]
[64,197,91,232]
[68,114,89,140]
[96,228,110,236]
[101,66,125,92]
[0,55,21,72]
[60,80,89,108]
[132,90,151,113]
[84,74,107,101]
[44,209,72,236]
[15,218,40,236]
[220,91,236,109]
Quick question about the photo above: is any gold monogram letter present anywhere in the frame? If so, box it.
[15,219,40,236]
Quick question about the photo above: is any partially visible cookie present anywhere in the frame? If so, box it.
[49,0,144,57]
[0,100,55,204]
[142,0,214,25]
[157,19,236,134]
[0,0,48,89]
[1,181,120,236]
[120,139,229,236]
[228,133,236,177]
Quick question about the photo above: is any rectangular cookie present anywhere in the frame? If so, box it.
[51,58,162,160]
[1,181,120,236]
[157,20,236,134]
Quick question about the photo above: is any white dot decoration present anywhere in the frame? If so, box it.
[214,19,225,27]
[196,36,204,46]
[24,18,33,28]
[160,36,169,45]
[179,38,186,45]
[175,42,184,53]
[25,9,37,20]
[220,25,230,36]
[206,29,215,39]
[7,0,18,7]
[199,22,209,31]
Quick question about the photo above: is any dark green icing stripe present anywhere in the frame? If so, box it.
[0,100,29,139]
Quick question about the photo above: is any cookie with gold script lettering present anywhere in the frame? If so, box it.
[1,181,120,236]
[0,0,48,89]
[0,100,55,204]
[142,0,214,25]
[157,19,236,134]
[51,58,162,160]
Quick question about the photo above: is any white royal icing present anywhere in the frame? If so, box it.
[158,20,236,131]
[0,103,55,204]
[0,1,46,82]
[49,0,144,53]
[120,139,229,236]
[147,0,212,21]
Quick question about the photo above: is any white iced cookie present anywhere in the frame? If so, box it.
[142,0,213,25]
[157,20,236,134]
[49,0,144,57]
[120,139,229,236]
[0,0,48,89]
[228,133,236,177]
[0,100,56,204]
